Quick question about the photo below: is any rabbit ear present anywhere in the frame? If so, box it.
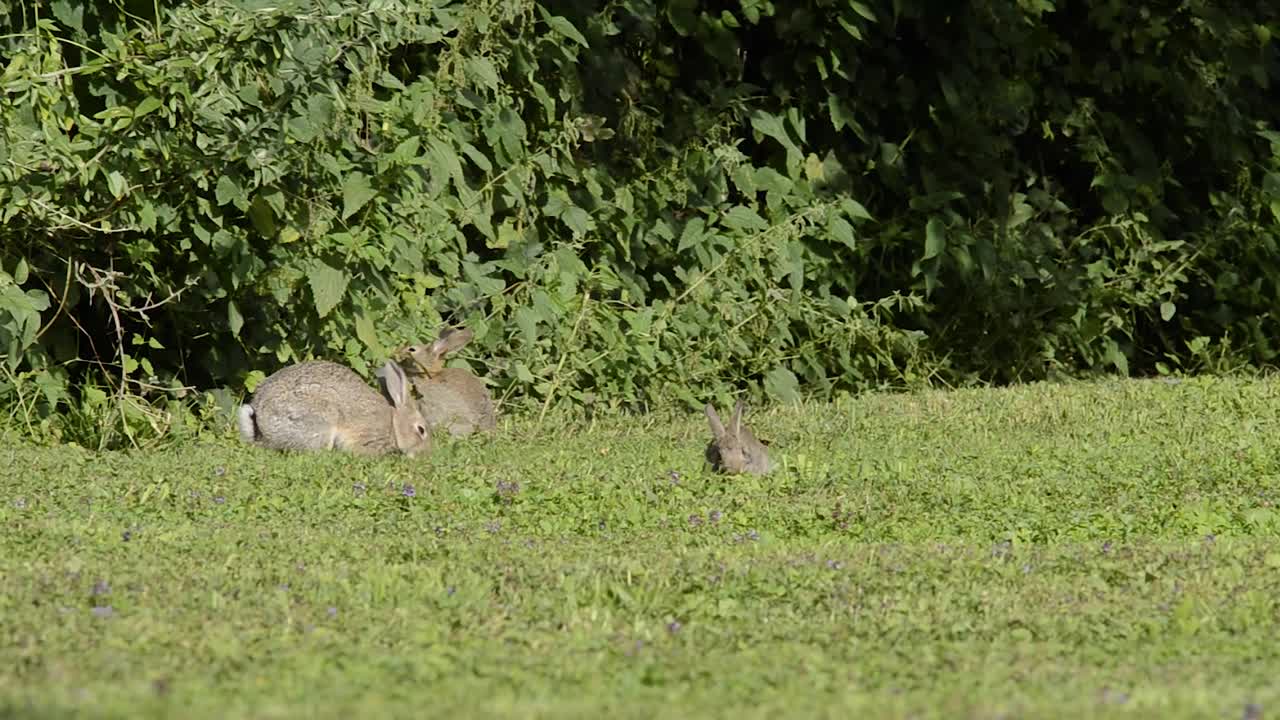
[377,361,410,407]
[731,400,745,438]
[705,404,726,438]
[433,326,475,355]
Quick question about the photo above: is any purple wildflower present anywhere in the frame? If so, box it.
[327,606,338,619]
[709,510,722,524]
[688,514,703,527]
[666,620,682,634]
[402,483,416,498]
[91,580,110,596]
[213,466,226,477]
[13,498,26,510]
[496,480,521,498]
[352,482,366,496]
[214,495,226,505]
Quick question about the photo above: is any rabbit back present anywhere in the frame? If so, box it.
[413,369,495,437]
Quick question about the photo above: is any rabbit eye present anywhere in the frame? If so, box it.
[415,423,428,438]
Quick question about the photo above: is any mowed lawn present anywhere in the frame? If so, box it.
[3,377,1280,718]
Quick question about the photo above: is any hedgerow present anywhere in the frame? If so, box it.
[0,0,1277,445]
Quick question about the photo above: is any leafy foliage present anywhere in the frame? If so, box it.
[0,0,1277,443]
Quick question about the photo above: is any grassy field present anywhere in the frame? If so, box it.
[3,376,1280,718]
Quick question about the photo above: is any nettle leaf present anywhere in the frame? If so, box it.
[764,366,802,404]
[341,172,376,220]
[924,217,947,260]
[307,261,349,319]
[215,175,243,207]
[677,217,706,252]
[227,299,244,337]
[840,198,873,221]
[539,8,589,47]
[750,110,803,170]
[722,205,769,232]
[464,56,501,91]
[354,311,385,356]
[828,215,856,251]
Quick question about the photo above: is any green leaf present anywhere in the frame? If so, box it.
[840,197,873,221]
[749,110,802,170]
[722,205,768,232]
[354,312,384,356]
[107,171,127,199]
[248,195,276,238]
[828,216,856,250]
[341,172,376,220]
[389,137,421,165]
[677,218,706,252]
[13,258,28,285]
[50,0,84,31]
[465,57,501,90]
[307,261,349,319]
[215,175,241,207]
[924,218,947,260]
[764,366,802,404]
[540,10,589,47]
[827,94,856,132]
[1160,301,1176,322]
[754,167,793,195]
[227,300,244,337]
[850,2,877,21]
[134,96,163,118]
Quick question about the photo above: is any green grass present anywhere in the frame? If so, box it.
[4,376,1280,718]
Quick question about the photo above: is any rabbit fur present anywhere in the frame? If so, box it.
[237,360,430,457]
[395,327,496,438]
[704,400,773,475]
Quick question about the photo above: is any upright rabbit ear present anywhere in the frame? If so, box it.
[705,404,726,438]
[377,361,410,407]
[434,326,475,355]
[731,400,745,438]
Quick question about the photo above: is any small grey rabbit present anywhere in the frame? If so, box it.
[394,327,496,438]
[705,400,773,475]
[237,360,430,457]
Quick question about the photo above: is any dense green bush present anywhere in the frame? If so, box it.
[0,0,1277,446]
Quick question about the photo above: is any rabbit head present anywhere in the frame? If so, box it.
[395,327,475,378]
[374,360,432,457]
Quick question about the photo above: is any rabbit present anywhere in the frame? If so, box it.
[236,360,430,457]
[394,326,496,438]
[704,400,774,476]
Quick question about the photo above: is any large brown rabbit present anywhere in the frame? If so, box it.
[394,327,496,438]
[237,360,430,457]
